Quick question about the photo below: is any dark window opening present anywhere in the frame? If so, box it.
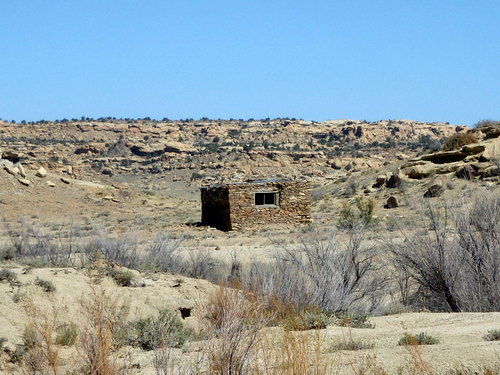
[255,192,278,206]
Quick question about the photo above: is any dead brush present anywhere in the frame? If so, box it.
[21,296,62,375]
[78,285,130,375]
[203,284,271,375]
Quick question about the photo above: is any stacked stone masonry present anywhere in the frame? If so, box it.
[201,179,312,231]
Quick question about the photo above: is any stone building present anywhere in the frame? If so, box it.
[200,179,311,231]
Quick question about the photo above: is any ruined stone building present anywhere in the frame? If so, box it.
[200,179,311,231]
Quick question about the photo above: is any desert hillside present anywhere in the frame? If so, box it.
[0,118,499,375]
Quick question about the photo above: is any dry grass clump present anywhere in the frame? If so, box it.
[442,132,478,150]
[34,277,56,293]
[398,332,440,346]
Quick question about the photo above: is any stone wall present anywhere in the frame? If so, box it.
[201,179,312,231]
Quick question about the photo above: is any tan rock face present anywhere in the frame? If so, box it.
[482,137,500,160]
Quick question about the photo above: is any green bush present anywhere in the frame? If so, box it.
[338,196,374,229]
[398,332,439,346]
[56,323,78,346]
[484,329,500,341]
[443,132,478,151]
[125,308,190,350]
[34,277,56,293]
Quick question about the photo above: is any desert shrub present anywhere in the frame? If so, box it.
[5,220,84,267]
[190,171,204,181]
[79,287,130,375]
[484,329,500,341]
[244,226,386,317]
[389,193,500,312]
[442,132,478,150]
[126,308,190,350]
[474,119,500,128]
[108,269,134,287]
[86,230,141,269]
[398,332,439,346]
[144,233,183,273]
[23,324,40,350]
[0,268,18,284]
[338,196,374,229]
[35,277,56,293]
[329,339,374,351]
[184,248,226,282]
[336,311,374,329]
[204,285,268,375]
[55,323,78,346]
[280,305,330,331]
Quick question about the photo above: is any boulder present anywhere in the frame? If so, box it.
[60,177,71,184]
[455,165,476,180]
[18,178,31,187]
[386,173,401,188]
[130,143,167,157]
[46,181,55,187]
[386,196,399,208]
[462,143,485,155]
[424,183,444,198]
[36,167,48,178]
[421,149,467,164]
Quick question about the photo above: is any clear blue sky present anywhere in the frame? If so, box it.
[1,1,498,125]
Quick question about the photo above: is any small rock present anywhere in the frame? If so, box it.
[386,196,399,208]
[375,175,386,186]
[18,163,26,178]
[46,181,56,187]
[103,196,114,200]
[60,177,70,184]
[111,198,120,203]
[4,166,18,176]
[18,178,31,186]
[36,167,48,178]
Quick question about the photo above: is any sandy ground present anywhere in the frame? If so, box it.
[0,265,498,374]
